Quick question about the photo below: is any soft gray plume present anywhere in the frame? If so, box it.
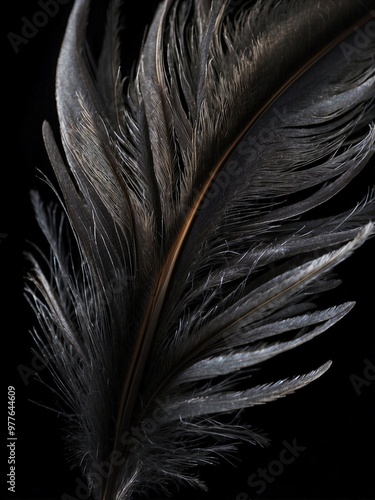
[26,0,375,499]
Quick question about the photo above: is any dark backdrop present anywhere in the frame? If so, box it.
[2,1,374,499]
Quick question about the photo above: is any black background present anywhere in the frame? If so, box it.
[2,1,375,499]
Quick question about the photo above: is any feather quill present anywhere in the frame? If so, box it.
[26,0,375,498]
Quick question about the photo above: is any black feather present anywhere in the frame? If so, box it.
[25,1,375,499]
